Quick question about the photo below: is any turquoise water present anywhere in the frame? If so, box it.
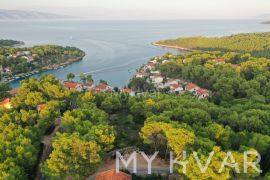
[0,20,269,88]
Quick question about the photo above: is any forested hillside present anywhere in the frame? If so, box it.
[156,32,270,58]
[0,39,23,47]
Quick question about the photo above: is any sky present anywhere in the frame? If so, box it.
[1,0,270,20]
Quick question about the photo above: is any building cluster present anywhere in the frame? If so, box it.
[0,51,35,77]
[7,51,35,63]
[134,56,210,99]
[62,81,135,96]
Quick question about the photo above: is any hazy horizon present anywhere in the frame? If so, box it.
[1,0,270,20]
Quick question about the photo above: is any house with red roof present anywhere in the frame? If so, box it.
[95,169,131,180]
[94,84,113,93]
[0,98,12,109]
[37,104,47,112]
[214,58,225,65]
[196,88,210,99]
[186,83,200,93]
[170,84,184,94]
[64,82,83,92]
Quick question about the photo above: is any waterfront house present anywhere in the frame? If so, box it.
[143,63,155,71]
[151,75,164,84]
[150,70,161,75]
[120,88,135,96]
[135,72,146,78]
[95,169,131,180]
[162,60,169,64]
[64,82,83,92]
[0,98,12,109]
[83,82,95,90]
[94,84,113,93]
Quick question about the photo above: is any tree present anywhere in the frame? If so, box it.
[67,73,75,82]
[86,74,94,83]
[42,133,101,179]
[99,79,108,85]
[79,73,87,83]
[140,121,194,158]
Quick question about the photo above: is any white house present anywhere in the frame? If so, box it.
[135,72,146,78]
[83,82,95,90]
[151,75,164,84]
[162,60,169,64]
[170,84,184,94]
[64,82,83,92]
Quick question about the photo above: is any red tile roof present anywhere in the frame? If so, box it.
[215,58,225,63]
[96,84,108,90]
[38,104,47,112]
[0,98,11,106]
[64,82,82,89]
[186,83,199,91]
[197,88,209,96]
[95,169,131,180]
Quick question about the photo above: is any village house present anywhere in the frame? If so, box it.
[197,88,210,99]
[8,88,19,96]
[162,60,169,64]
[4,67,11,74]
[150,70,161,75]
[231,64,240,68]
[94,84,113,93]
[37,104,47,112]
[83,82,95,90]
[64,82,83,92]
[149,59,158,64]
[0,98,12,109]
[150,75,164,85]
[22,55,34,63]
[214,58,226,65]
[135,72,146,78]
[186,83,200,94]
[95,169,131,180]
[170,84,184,94]
[120,87,135,96]
[143,63,155,71]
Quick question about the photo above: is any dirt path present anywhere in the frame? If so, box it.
[35,117,62,180]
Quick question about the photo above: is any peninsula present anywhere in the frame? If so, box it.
[0,40,85,83]
[155,32,270,58]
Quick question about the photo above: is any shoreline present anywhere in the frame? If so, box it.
[2,54,85,84]
[152,42,191,51]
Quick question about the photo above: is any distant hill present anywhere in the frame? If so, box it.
[257,14,270,20]
[0,40,24,47]
[262,21,270,24]
[0,9,77,20]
